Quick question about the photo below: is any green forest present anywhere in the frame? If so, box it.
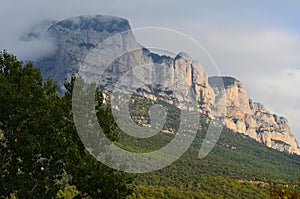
[0,51,300,198]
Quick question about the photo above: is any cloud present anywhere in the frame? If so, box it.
[203,29,300,74]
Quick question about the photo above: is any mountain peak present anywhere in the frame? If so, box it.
[36,15,137,88]
[51,14,130,32]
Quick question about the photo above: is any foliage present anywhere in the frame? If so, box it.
[55,170,80,199]
[0,51,132,198]
[268,187,300,199]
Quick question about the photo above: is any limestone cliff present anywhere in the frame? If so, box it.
[33,15,300,154]
[209,76,300,154]
[36,15,134,90]
[97,50,214,115]
[35,15,213,113]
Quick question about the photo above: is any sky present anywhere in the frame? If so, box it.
[1,0,300,141]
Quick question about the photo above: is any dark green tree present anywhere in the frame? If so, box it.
[0,51,132,198]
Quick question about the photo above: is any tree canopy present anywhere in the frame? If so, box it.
[0,51,132,198]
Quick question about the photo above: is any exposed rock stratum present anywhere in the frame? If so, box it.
[32,15,300,154]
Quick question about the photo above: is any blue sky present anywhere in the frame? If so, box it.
[1,0,300,141]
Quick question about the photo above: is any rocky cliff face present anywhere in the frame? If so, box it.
[34,15,300,154]
[36,15,134,90]
[209,77,300,154]
[93,49,214,115]
[35,15,213,112]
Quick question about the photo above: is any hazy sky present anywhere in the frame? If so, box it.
[1,0,300,141]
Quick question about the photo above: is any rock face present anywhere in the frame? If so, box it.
[36,15,213,112]
[209,77,300,154]
[36,15,134,90]
[34,15,300,154]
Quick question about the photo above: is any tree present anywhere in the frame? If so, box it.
[0,51,132,198]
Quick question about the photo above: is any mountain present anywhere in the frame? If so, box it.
[32,15,300,154]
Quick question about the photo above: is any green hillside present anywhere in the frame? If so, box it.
[118,126,300,198]
[117,96,300,198]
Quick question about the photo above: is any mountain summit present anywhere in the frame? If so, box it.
[33,15,300,154]
[35,15,134,88]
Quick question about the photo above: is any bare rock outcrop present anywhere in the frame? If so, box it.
[36,15,134,90]
[209,76,300,154]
